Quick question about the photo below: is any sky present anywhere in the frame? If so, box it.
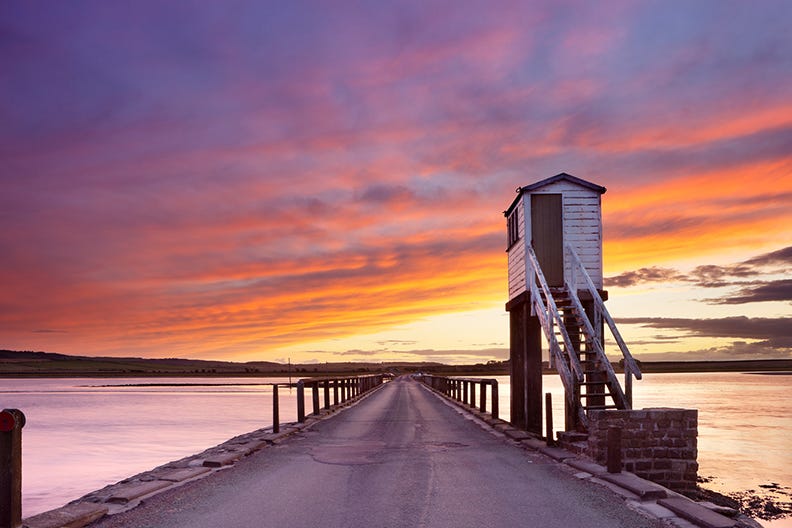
[1,0,790,364]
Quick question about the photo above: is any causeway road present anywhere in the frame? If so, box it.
[90,376,664,528]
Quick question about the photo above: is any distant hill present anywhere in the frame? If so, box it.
[0,349,448,377]
[1,350,789,378]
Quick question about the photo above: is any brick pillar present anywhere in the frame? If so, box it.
[588,408,698,493]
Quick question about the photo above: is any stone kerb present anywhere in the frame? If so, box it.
[588,408,698,493]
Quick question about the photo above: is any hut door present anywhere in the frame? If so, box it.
[531,194,563,286]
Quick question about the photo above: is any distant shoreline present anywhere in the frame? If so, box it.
[1,349,790,379]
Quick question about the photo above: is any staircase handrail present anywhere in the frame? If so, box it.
[525,245,585,384]
[563,282,631,409]
[564,244,643,381]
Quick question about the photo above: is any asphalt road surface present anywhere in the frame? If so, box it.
[90,376,665,528]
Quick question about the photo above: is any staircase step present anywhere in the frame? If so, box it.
[584,405,619,410]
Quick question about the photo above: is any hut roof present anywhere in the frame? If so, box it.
[504,173,606,216]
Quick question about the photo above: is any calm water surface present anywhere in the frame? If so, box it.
[491,372,792,528]
[2,373,790,527]
[0,377,295,517]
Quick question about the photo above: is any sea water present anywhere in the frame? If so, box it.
[493,372,792,528]
[1,373,790,526]
[0,377,295,517]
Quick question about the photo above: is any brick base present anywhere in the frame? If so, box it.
[588,408,698,493]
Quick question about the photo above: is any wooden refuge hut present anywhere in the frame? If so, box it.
[504,173,641,435]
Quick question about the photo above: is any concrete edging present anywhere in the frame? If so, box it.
[415,378,754,528]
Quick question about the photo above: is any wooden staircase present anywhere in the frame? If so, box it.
[548,287,624,414]
[525,244,641,432]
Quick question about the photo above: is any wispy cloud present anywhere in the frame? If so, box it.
[711,279,792,305]
[619,316,792,350]
[606,246,792,304]
[1,1,790,360]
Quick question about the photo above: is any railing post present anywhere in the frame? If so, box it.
[272,384,280,434]
[323,380,330,410]
[480,381,487,413]
[333,379,339,405]
[1,409,25,528]
[462,380,468,405]
[470,381,476,408]
[625,370,633,408]
[312,382,320,415]
[545,393,553,446]
[297,381,305,422]
[491,380,499,420]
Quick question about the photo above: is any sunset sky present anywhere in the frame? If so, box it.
[1,1,790,364]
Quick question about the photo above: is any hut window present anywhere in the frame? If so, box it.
[507,209,520,248]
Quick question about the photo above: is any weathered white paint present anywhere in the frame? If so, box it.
[507,175,604,301]
[507,199,526,299]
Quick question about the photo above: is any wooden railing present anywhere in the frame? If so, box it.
[525,245,584,419]
[415,374,499,421]
[293,374,386,425]
[1,377,388,526]
[565,244,642,406]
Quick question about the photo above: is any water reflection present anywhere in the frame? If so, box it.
[2,373,790,525]
[1,377,295,517]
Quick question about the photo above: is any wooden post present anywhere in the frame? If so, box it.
[272,385,280,434]
[462,380,468,405]
[491,380,499,420]
[625,370,633,408]
[470,381,476,408]
[545,393,553,446]
[323,380,330,410]
[563,304,583,432]
[584,298,606,410]
[508,298,527,429]
[311,382,320,415]
[333,379,339,405]
[1,408,25,528]
[297,381,305,422]
[607,427,622,473]
[525,312,542,435]
[479,381,487,413]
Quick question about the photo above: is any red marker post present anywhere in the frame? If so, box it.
[1,408,25,528]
